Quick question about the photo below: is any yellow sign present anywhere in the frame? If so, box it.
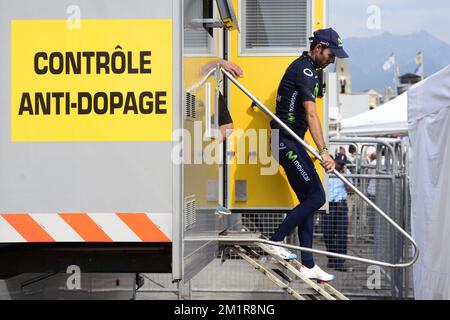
[11,19,172,141]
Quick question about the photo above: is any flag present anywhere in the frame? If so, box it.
[383,53,395,71]
[415,51,423,65]
[415,51,424,77]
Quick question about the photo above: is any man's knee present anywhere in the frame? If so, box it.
[311,188,326,211]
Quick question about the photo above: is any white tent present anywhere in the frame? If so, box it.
[339,92,408,136]
[408,65,450,300]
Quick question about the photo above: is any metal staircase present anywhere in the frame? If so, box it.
[230,241,348,300]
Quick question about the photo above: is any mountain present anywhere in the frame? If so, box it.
[341,31,450,93]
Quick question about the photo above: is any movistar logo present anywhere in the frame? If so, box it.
[286,150,298,161]
[285,150,311,181]
[288,113,296,123]
[314,83,319,97]
[338,37,343,47]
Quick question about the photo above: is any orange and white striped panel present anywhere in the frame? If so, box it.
[0,213,171,243]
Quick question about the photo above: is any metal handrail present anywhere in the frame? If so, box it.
[187,67,218,93]
[217,66,419,268]
[186,237,410,268]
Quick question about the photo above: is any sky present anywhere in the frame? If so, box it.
[331,0,450,44]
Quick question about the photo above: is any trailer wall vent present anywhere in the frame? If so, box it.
[185,91,197,120]
[184,195,197,231]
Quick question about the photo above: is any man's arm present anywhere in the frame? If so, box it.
[200,59,243,78]
[304,101,335,173]
[199,60,243,141]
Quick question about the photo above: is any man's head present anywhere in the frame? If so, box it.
[335,150,348,165]
[334,158,347,173]
[309,28,348,69]
[348,144,357,155]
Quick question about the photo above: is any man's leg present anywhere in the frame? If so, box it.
[270,134,325,267]
[335,201,348,267]
[297,210,315,268]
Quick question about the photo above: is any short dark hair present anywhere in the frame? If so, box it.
[310,41,321,51]
[349,145,357,154]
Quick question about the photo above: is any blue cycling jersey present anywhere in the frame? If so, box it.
[271,51,320,137]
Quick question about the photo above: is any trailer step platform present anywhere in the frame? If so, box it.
[219,232,348,300]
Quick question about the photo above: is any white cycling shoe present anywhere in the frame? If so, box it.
[266,242,298,260]
[300,264,335,282]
